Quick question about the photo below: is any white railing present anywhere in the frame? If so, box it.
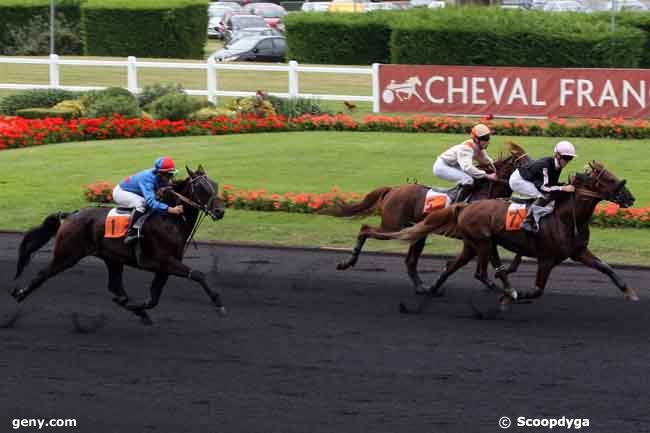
[0,54,381,112]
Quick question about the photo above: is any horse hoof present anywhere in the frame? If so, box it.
[71,313,108,333]
[336,263,349,270]
[216,306,227,316]
[140,315,154,326]
[624,288,640,301]
[0,308,22,329]
[112,296,128,306]
[10,288,25,303]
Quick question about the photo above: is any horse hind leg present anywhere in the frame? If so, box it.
[337,226,369,270]
[12,253,84,303]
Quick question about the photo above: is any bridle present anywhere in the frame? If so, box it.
[169,174,222,220]
[574,168,627,203]
[166,174,223,254]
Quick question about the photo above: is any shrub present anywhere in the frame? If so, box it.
[84,95,142,118]
[189,107,236,121]
[15,107,78,120]
[267,95,328,118]
[3,12,82,55]
[149,92,202,120]
[84,181,115,203]
[0,89,81,115]
[0,0,83,55]
[81,87,140,117]
[81,0,208,59]
[53,100,84,118]
[137,83,185,108]
[227,95,276,118]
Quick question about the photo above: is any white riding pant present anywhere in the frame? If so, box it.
[432,158,474,185]
[509,169,543,199]
[112,185,146,212]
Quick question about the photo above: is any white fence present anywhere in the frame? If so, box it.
[0,54,380,112]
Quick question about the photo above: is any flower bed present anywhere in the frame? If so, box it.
[83,182,650,228]
[5,113,650,150]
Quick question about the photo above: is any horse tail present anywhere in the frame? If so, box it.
[384,204,467,243]
[318,186,392,218]
[15,212,71,279]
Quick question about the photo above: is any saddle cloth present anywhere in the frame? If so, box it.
[104,208,132,238]
[505,202,527,231]
[423,189,450,214]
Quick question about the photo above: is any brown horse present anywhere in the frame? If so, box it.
[388,161,639,309]
[11,166,226,325]
[320,142,530,294]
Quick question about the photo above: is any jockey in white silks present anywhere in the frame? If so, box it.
[432,123,498,203]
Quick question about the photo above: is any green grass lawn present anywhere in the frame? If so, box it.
[0,132,648,265]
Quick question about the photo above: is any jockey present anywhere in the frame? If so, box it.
[432,123,498,203]
[509,140,577,232]
[112,156,184,245]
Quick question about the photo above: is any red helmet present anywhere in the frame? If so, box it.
[154,156,178,174]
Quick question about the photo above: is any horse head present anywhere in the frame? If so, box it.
[572,161,635,208]
[177,165,226,221]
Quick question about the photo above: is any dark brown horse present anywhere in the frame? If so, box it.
[389,161,639,309]
[11,165,226,325]
[320,142,530,294]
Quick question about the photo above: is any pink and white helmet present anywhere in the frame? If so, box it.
[554,140,577,157]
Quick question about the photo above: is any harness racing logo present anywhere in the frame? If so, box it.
[382,76,425,104]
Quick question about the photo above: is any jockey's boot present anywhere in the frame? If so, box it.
[521,196,552,234]
[124,210,145,245]
[455,184,474,203]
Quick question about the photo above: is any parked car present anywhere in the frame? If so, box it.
[207,4,240,39]
[223,14,269,45]
[226,26,282,47]
[301,1,331,11]
[213,35,287,62]
[427,0,446,8]
[542,0,588,11]
[365,1,400,10]
[244,3,287,31]
[606,0,647,10]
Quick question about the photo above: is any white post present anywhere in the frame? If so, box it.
[371,63,380,113]
[49,53,60,88]
[127,56,138,94]
[288,60,299,99]
[207,57,217,105]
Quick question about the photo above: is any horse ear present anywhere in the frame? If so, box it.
[197,164,205,174]
[186,165,195,177]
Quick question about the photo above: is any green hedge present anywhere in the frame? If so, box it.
[390,8,645,68]
[0,0,83,55]
[614,11,650,68]
[285,12,392,64]
[81,0,208,59]
[15,107,78,120]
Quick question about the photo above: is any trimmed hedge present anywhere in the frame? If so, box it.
[15,107,78,120]
[285,12,392,64]
[390,8,645,68]
[81,0,208,59]
[0,89,82,115]
[0,0,83,55]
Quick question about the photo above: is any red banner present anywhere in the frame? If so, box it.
[378,64,650,118]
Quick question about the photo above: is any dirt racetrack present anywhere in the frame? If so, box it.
[1,232,649,433]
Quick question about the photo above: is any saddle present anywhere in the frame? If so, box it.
[104,208,134,238]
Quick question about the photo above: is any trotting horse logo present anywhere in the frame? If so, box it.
[382,76,425,104]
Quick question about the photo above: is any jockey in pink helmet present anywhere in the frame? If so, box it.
[509,141,577,233]
[112,156,184,244]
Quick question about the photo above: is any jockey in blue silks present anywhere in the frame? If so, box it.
[112,156,184,244]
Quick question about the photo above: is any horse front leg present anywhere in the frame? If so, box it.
[405,238,427,294]
[163,258,226,315]
[571,248,639,301]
